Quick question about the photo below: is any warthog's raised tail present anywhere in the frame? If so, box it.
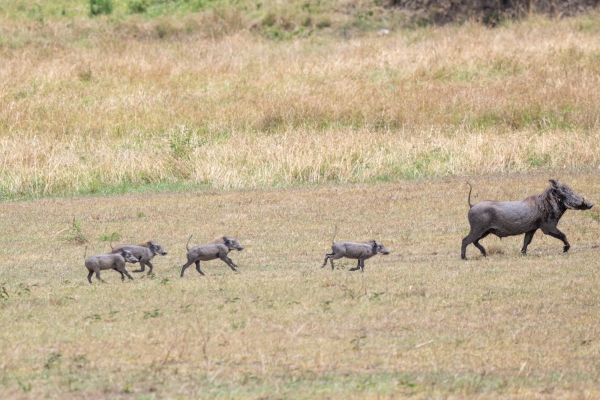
[109,232,119,251]
[186,234,193,251]
[466,181,473,209]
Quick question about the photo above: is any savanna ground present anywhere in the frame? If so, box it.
[1,174,600,399]
[1,0,600,398]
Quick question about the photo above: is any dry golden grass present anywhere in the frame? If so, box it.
[1,16,600,197]
[0,172,599,398]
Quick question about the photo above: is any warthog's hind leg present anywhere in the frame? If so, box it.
[322,254,332,269]
[87,270,94,284]
[462,230,489,259]
[180,261,194,277]
[195,261,205,276]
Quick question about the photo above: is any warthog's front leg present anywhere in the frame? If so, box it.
[119,268,134,280]
[146,261,154,274]
[349,252,365,272]
[521,229,537,254]
[87,270,94,284]
[221,256,238,272]
[349,259,361,272]
[546,228,570,252]
[95,270,106,283]
[132,261,146,273]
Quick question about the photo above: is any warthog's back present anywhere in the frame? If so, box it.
[113,245,148,260]
[85,254,124,270]
[188,243,224,260]
[469,200,542,237]
[332,242,374,259]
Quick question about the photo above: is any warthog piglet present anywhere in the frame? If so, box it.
[322,240,390,272]
[111,241,168,274]
[85,248,139,283]
[181,236,245,277]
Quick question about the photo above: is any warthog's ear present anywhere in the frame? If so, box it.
[223,237,231,245]
[549,179,559,187]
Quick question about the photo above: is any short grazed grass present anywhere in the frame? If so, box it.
[0,173,599,398]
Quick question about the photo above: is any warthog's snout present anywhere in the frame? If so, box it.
[381,249,391,255]
[567,198,593,210]
[122,251,139,264]
[236,245,244,251]
[582,199,593,210]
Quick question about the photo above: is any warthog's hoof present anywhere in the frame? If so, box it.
[563,245,570,253]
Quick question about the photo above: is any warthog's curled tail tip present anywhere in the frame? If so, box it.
[186,234,193,251]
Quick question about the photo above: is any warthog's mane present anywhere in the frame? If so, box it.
[136,241,153,247]
[524,183,565,214]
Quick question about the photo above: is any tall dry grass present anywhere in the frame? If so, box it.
[1,16,600,197]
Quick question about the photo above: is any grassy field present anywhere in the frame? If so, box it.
[0,172,599,398]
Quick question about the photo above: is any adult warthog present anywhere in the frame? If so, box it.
[461,180,593,259]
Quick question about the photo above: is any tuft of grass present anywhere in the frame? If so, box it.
[127,0,148,14]
[99,230,121,242]
[89,0,113,16]
[64,218,89,244]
